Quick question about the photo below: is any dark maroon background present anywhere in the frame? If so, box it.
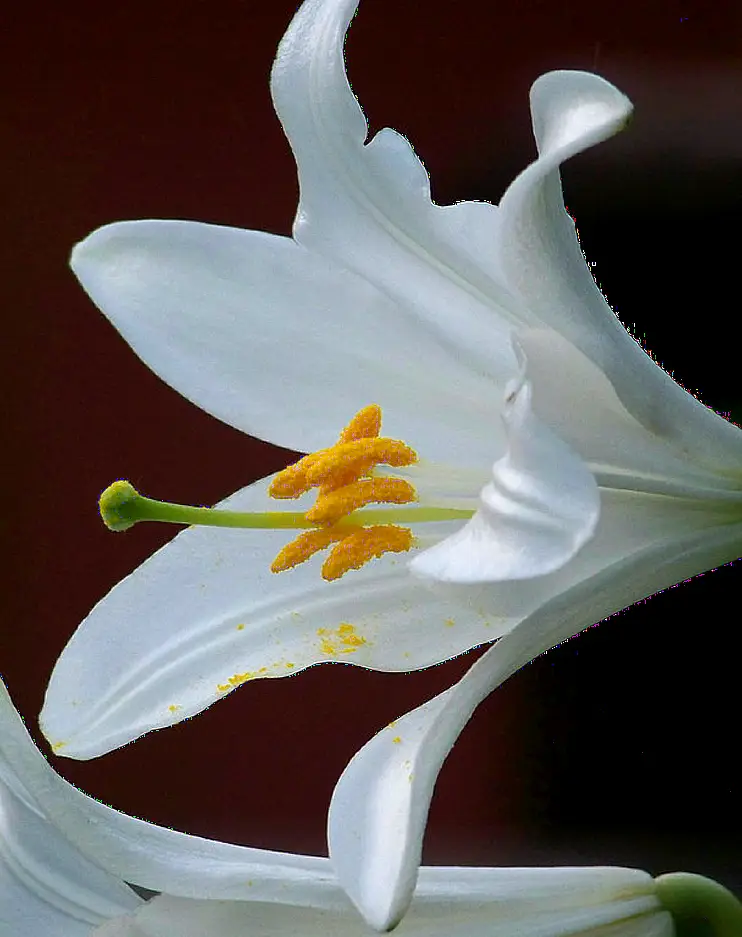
[2,0,740,891]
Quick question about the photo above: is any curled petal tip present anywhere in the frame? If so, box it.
[530,70,633,157]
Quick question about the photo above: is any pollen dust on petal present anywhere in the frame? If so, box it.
[216,666,269,694]
[316,623,369,656]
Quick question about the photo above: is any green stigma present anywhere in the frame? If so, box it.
[97,480,473,533]
[99,481,142,531]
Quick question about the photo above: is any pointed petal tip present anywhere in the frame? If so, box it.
[69,220,142,280]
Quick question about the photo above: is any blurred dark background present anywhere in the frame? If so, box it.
[1,0,740,893]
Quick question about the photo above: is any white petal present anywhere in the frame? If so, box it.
[497,69,742,473]
[99,869,671,937]
[0,679,344,904]
[329,506,742,928]
[41,474,534,760]
[272,0,526,379]
[0,763,141,935]
[42,477,740,760]
[71,220,505,467]
[520,328,742,497]
[411,375,599,582]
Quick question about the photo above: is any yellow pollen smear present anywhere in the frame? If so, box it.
[269,405,418,580]
[317,622,368,655]
[216,666,269,694]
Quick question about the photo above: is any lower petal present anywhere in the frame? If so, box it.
[328,513,742,928]
[96,869,672,937]
[0,678,345,905]
[0,751,142,935]
[40,477,525,760]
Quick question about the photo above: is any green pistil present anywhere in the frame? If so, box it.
[99,480,473,532]
[656,872,742,937]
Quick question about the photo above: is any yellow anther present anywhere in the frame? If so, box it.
[270,526,347,573]
[316,456,378,494]
[306,477,417,526]
[338,404,382,442]
[307,437,417,486]
[321,525,414,581]
[268,451,326,499]
[269,405,419,580]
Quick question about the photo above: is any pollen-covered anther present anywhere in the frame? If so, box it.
[270,527,347,573]
[268,451,326,499]
[321,525,414,581]
[306,477,417,526]
[315,456,378,494]
[338,404,382,442]
[306,437,417,489]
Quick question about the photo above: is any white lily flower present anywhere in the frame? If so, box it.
[2,676,693,937]
[39,0,742,920]
[41,0,742,760]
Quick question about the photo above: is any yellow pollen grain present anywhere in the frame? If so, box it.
[392,736,402,744]
[271,527,348,573]
[236,623,245,631]
[338,404,381,442]
[444,618,455,628]
[307,477,416,526]
[322,525,414,581]
[216,671,257,693]
[285,662,295,669]
[51,741,67,753]
[316,622,368,655]
[168,704,182,713]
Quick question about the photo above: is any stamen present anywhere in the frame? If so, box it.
[270,527,348,573]
[100,406,462,583]
[321,526,414,581]
[338,404,382,442]
[306,438,417,487]
[268,451,326,499]
[268,405,422,580]
[306,477,417,526]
